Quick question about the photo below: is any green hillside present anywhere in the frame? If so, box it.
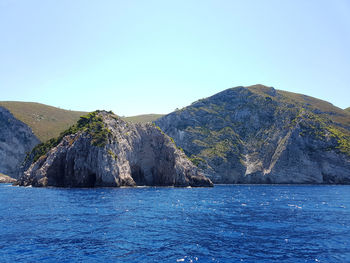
[247,85,350,128]
[345,107,350,113]
[0,101,87,142]
[123,114,164,123]
[156,85,350,183]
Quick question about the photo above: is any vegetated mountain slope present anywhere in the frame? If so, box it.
[18,111,212,187]
[345,107,350,113]
[156,85,350,184]
[0,101,87,142]
[123,114,164,123]
[0,107,39,178]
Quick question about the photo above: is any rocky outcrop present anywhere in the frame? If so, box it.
[0,107,39,178]
[156,85,350,184]
[18,111,213,187]
[0,173,17,183]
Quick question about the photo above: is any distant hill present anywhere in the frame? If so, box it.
[123,114,164,123]
[0,101,86,142]
[156,84,350,184]
[0,101,164,141]
[345,107,350,113]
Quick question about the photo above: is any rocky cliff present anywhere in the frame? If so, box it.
[156,85,350,184]
[0,107,39,178]
[18,111,212,187]
[0,173,17,183]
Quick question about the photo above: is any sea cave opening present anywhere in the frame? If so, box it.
[86,173,96,187]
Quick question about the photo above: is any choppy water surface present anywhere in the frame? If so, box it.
[0,184,350,262]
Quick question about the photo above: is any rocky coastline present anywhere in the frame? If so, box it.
[0,173,17,183]
[18,111,213,188]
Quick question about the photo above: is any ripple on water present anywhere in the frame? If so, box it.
[0,184,350,262]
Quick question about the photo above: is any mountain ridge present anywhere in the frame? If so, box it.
[2,85,350,184]
[123,114,165,124]
[156,84,350,184]
[0,102,164,142]
[0,101,87,142]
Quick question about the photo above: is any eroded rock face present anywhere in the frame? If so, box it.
[0,107,39,178]
[156,85,350,184]
[0,173,17,183]
[18,112,212,187]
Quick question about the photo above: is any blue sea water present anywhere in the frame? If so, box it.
[0,184,350,263]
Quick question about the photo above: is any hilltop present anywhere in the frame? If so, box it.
[345,107,350,113]
[0,101,86,142]
[156,84,350,184]
[123,114,164,124]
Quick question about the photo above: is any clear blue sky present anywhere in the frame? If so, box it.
[1,0,349,116]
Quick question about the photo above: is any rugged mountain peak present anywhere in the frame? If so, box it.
[18,111,213,187]
[156,85,350,184]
